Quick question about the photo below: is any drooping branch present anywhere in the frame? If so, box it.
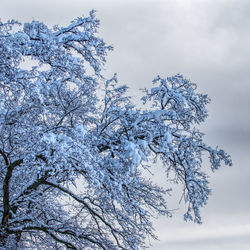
[43,181,119,235]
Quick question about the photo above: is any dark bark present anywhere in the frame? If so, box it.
[0,229,8,247]
[1,159,23,248]
[1,159,23,227]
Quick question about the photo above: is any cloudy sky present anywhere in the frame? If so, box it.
[1,0,250,249]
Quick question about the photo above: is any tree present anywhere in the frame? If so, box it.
[0,11,231,249]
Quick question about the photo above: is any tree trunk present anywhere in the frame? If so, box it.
[0,229,8,248]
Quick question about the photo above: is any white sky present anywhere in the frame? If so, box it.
[1,0,250,249]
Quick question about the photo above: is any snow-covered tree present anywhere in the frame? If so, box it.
[0,11,231,249]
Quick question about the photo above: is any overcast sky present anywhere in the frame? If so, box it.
[1,0,250,249]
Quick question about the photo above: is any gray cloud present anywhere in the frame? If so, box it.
[154,234,250,250]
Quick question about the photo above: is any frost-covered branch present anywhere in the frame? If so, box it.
[0,12,231,249]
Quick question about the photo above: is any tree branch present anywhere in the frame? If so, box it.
[1,159,23,227]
